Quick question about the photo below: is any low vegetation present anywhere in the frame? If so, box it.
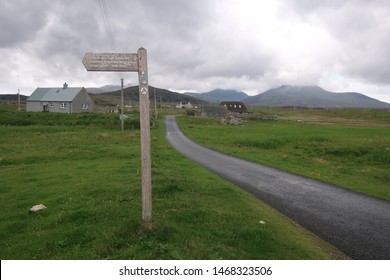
[0,107,140,129]
[178,108,390,201]
[0,105,345,259]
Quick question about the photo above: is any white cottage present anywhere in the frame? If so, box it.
[176,101,193,109]
[26,83,94,113]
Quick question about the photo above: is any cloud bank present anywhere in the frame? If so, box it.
[1,0,389,102]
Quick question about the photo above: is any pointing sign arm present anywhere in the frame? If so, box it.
[82,52,139,72]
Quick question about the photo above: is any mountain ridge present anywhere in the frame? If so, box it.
[87,84,390,109]
[88,85,205,106]
[184,89,248,103]
[87,84,133,94]
[3,85,388,109]
[244,85,390,108]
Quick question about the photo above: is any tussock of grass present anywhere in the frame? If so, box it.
[235,138,288,149]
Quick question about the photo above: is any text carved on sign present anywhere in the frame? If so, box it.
[82,52,138,72]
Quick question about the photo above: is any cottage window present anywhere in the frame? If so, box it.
[234,104,237,108]
[239,105,242,108]
[81,103,89,110]
[60,102,66,109]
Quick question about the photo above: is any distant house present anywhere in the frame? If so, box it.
[176,101,193,109]
[201,105,228,117]
[220,101,248,113]
[26,83,94,113]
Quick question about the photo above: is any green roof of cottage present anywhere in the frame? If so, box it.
[27,87,84,102]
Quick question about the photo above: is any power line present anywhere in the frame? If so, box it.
[99,0,115,50]
[98,0,116,50]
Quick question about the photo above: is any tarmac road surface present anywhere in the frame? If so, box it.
[164,115,390,259]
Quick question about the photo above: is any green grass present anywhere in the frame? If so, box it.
[177,108,390,201]
[0,106,346,259]
[253,107,390,125]
[0,108,141,129]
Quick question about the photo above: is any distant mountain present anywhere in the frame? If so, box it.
[87,83,132,94]
[244,85,390,108]
[184,89,248,103]
[90,85,205,106]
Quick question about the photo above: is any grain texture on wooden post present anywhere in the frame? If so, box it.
[137,47,152,222]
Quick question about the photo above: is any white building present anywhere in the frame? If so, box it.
[176,101,193,109]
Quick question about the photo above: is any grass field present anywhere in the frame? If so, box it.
[178,108,390,201]
[0,105,346,259]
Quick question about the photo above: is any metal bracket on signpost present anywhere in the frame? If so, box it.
[82,48,152,222]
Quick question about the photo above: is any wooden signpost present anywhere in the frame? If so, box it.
[83,48,152,222]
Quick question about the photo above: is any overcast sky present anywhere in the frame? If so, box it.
[1,0,390,102]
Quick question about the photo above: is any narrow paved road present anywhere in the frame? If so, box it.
[164,115,390,259]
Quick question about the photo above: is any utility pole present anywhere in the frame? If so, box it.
[121,78,124,133]
[154,87,158,118]
[17,89,20,111]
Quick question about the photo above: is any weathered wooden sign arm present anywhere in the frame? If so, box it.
[82,48,152,222]
[82,52,138,72]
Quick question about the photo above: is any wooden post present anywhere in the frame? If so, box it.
[82,49,153,222]
[137,47,152,222]
[17,89,21,111]
[154,87,158,118]
[121,78,124,133]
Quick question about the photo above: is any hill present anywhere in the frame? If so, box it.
[0,94,28,103]
[244,85,390,108]
[184,89,248,103]
[89,85,205,107]
[87,83,133,94]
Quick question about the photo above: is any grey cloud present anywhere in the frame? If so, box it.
[326,3,390,85]
[1,0,390,102]
[106,0,216,47]
[122,0,273,80]
[0,0,53,47]
[284,0,343,14]
[284,0,390,86]
[107,1,224,77]
[34,1,105,55]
